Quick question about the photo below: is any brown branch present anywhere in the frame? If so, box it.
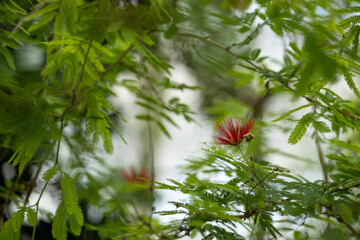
[334,211,360,238]
[321,203,360,238]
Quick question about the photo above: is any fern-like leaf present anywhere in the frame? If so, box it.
[332,7,360,14]
[288,113,313,145]
[344,73,360,98]
[313,121,331,133]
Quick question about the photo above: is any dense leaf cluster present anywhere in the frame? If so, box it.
[0,0,360,239]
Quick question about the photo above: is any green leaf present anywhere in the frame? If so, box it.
[313,121,331,133]
[272,103,313,122]
[28,12,57,32]
[85,90,114,154]
[82,44,105,72]
[289,42,302,56]
[121,27,137,43]
[337,15,360,29]
[317,93,356,128]
[156,121,171,138]
[107,21,121,32]
[60,174,78,215]
[0,208,25,238]
[250,48,261,60]
[26,208,37,226]
[42,39,79,46]
[52,202,67,240]
[136,114,155,121]
[92,41,116,58]
[1,46,16,71]
[27,2,61,21]
[352,29,360,56]
[330,139,360,152]
[164,24,178,39]
[0,219,20,239]
[42,168,59,181]
[317,94,343,121]
[332,7,360,14]
[294,231,302,240]
[8,128,46,173]
[344,73,360,98]
[288,113,313,145]
[68,205,84,236]
[142,34,155,46]
[11,210,25,233]
[7,0,27,15]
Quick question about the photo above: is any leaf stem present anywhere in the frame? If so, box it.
[30,117,64,240]
[99,44,133,81]
[312,94,328,182]
[71,0,117,106]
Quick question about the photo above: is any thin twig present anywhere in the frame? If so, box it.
[147,110,155,221]
[315,138,328,181]
[324,177,360,196]
[226,20,269,50]
[99,44,133,80]
[177,32,261,71]
[0,173,21,227]
[312,94,328,182]
[247,170,276,196]
[22,141,57,207]
[30,118,65,240]
[71,0,117,105]
[335,211,360,237]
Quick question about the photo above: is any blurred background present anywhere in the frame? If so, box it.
[0,0,358,239]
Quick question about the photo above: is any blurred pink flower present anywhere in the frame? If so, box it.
[121,166,151,184]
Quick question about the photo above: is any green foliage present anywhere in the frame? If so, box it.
[26,208,37,227]
[0,208,25,239]
[1,0,360,239]
[42,168,60,181]
[52,203,67,240]
[288,113,314,145]
[272,103,313,122]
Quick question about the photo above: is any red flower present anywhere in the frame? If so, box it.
[121,166,151,184]
[213,117,255,146]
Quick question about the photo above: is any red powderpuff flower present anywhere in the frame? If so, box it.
[213,117,255,146]
[121,166,152,184]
